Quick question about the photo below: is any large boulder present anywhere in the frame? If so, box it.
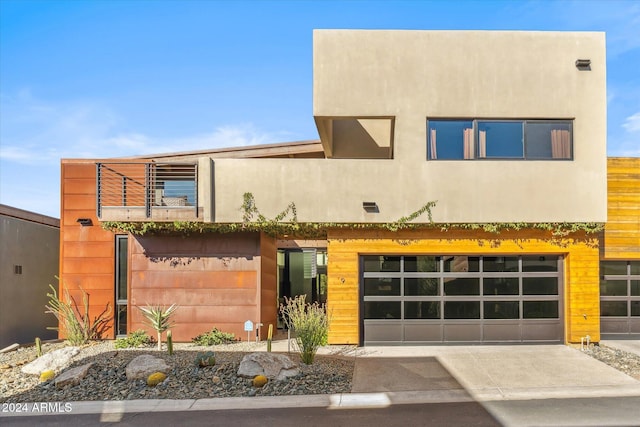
[237,353,299,380]
[55,362,94,389]
[126,355,170,380]
[21,347,80,375]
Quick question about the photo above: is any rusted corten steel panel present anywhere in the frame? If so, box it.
[128,232,268,342]
[260,233,278,340]
[60,161,117,339]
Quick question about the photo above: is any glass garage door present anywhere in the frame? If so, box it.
[361,255,563,345]
[600,261,640,339]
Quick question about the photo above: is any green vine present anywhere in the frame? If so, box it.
[101,192,603,244]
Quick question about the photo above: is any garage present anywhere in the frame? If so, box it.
[600,260,640,339]
[361,255,563,345]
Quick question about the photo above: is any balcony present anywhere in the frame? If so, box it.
[96,162,202,222]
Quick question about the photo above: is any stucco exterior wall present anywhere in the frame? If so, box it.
[209,30,607,224]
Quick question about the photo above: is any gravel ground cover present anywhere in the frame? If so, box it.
[581,344,640,381]
[0,340,354,403]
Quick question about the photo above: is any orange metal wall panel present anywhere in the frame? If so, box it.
[128,232,263,342]
[326,228,600,345]
[260,233,278,340]
[60,162,116,339]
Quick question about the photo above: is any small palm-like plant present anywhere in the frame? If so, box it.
[139,304,179,350]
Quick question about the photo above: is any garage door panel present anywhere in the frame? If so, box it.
[601,318,629,334]
[444,323,481,342]
[364,321,403,343]
[404,323,443,342]
[631,318,640,333]
[522,322,563,341]
[483,323,521,341]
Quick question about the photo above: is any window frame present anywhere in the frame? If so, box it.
[427,118,573,161]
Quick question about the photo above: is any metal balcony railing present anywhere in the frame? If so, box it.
[96,162,198,218]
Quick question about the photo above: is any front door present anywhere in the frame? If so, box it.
[277,249,327,328]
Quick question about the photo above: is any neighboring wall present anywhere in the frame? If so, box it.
[128,232,275,341]
[326,228,600,345]
[602,158,640,260]
[60,161,116,339]
[0,205,59,347]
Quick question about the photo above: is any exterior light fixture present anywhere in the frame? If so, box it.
[77,218,93,226]
[362,202,379,213]
[575,59,591,70]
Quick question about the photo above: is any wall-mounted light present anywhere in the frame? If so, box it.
[362,202,379,213]
[575,59,591,70]
[76,218,93,226]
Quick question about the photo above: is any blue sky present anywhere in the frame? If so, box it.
[1,0,639,218]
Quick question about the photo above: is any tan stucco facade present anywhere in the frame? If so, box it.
[207,30,607,224]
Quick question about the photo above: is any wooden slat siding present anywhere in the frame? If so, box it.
[60,161,117,339]
[128,232,262,342]
[603,157,640,259]
[326,228,599,345]
[260,233,278,340]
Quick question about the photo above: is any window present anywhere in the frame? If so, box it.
[600,261,640,318]
[115,235,128,337]
[427,119,572,160]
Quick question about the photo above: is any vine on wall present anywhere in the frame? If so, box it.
[101,192,604,243]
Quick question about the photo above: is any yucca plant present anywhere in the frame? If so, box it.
[139,304,179,350]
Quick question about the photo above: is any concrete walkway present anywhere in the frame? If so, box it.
[3,341,640,426]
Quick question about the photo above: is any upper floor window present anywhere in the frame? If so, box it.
[427,119,572,160]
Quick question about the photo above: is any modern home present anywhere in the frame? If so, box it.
[1,204,59,347]
[58,30,640,346]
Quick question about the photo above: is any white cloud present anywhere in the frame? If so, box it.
[0,91,291,165]
[622,112,640,133]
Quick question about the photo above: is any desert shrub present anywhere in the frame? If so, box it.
[194,351,216,367]
[192,328,236,346]
[279,295,330,364]
[45,278,111,346]
[139,304,179,350]
[114,330,153,349]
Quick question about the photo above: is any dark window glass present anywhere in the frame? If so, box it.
[117,305,127,336]
[478,121,523,158]
[600,301,627,317]
[363,256,400,272]
[443,256,479,272]
[364,278,401,296]
[522,255,559,272]
[600,280,628,297]
[523,301,559,318]
[444,278,480,295]
[363,301,401,319]
[601,261,628,276]
[523,277,558,295]
[405,278,439,296]
[405,301,440,319]
[631,281,640,297]
[631,301,640,317]
[525,122,572,159]
[404,256,440,272]
[427,120,473,160]
[631,262,640,275]
[484,301,519,319]
[117,236,128,300]
[483,277,519,295]
[444,301,480,319]
[484,256,519,272]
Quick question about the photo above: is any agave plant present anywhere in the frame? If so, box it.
[139,304,179,350]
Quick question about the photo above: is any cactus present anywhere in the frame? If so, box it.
[40,370,55,382]
[253,375,268,388]
[35,337,42,357]
[267,324,273,352]
[147,372,167,386]
[195,351,216,367]
[166,330,173,355]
